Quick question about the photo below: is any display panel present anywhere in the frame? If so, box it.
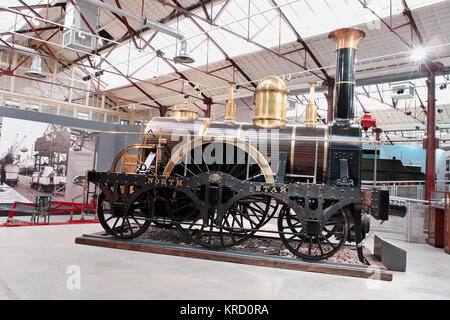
[0,116,98,204]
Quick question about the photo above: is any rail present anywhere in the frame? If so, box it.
[370,195,428,243]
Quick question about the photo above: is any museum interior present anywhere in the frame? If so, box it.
[0,0,449,302]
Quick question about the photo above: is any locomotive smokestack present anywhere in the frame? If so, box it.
[328,28,365,120]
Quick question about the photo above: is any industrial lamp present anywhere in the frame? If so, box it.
[24,55,46,79]
[174,40,195,64]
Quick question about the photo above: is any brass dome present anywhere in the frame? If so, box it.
[172,109,198,120]
[257,76,288,92]
[253,76,288,129]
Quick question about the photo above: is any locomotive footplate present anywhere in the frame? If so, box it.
[88,170,388,262]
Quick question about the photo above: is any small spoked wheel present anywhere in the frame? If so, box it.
[97,191,152,239]
[278,206,348,261]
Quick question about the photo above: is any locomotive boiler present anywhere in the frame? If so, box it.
[88,28,391,262]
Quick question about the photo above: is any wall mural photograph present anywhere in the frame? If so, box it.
[0,117,98,205]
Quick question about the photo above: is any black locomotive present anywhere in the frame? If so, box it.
[88,28,391,262]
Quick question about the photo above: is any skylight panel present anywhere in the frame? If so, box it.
[0,0,50,35]
[96,0,448,90]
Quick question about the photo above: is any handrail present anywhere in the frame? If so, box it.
[389,196,429,204]
[86,129,383,145]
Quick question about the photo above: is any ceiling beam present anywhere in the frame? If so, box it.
[289,67,450,96]
[163,0,326,81]
[171,0,257,88]
[199,0,211,22]
[111,0,139,49]
[69,0,214,65]
[268,0,331,82]
[108,5,213,113]
[17,0,44,19]
[359,0,426,49]
[401,0,424,45]
[0,3,65,12]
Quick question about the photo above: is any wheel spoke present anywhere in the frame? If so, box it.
[317,238,324,255]
[295,237,305,251]
[126,217,134,234]
[112,217,120,230]
[130,215,142,228]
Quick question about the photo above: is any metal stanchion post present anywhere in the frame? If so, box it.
[407,201,411,242]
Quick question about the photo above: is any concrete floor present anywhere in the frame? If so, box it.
[0,223,449,300]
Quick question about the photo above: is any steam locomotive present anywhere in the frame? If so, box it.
[88,28,391,262]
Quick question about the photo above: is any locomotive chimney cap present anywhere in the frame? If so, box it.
[328,28,365,50]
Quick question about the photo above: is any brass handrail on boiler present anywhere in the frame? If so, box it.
[91,130,383,145]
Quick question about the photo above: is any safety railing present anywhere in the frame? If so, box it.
[368,196,429,243]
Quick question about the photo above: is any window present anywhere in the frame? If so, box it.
[0,49,10,64]
[53,77,71,101]
[76,109,90,120]
[60,106,74,117]
[106,114,118,124]
[0,75,11,91]
[56,62,72,79]
[23,100,39,111]
[13,70,33,95]
[117,106,128,113]
[41,104,57,114]
[91,111,105,122]
[4,96,20,108]
[34,81,51,98]
[71,81,88,105]
[73,70,85,82]
[89,93,103,108]
[104,97,117,110]
[120,119,129,125]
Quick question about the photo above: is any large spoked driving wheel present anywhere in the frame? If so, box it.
[278,206,348,261]
[166,189,206,244]
[166,142,270,182]
[97,191,153,239]
[165,141,276,249]
[168,188,274,249]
